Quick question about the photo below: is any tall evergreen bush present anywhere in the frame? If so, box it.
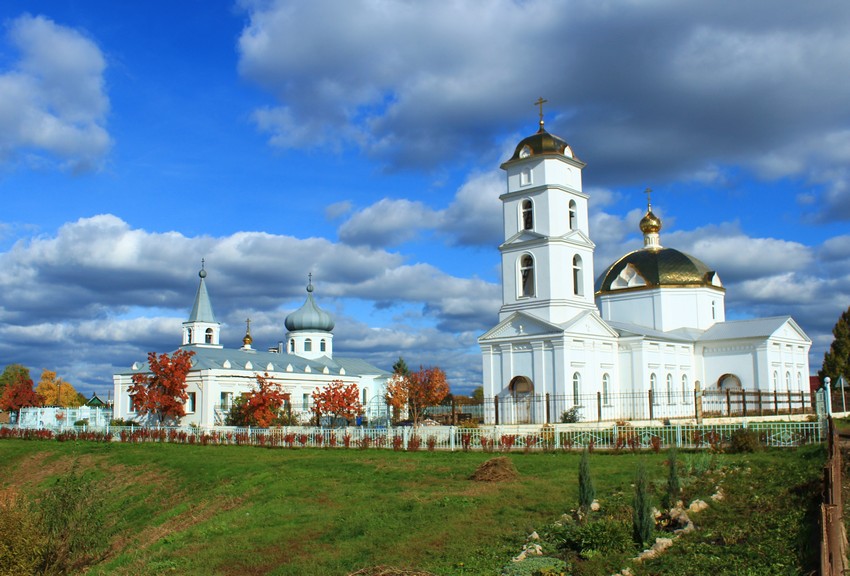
[578,447,595,512]
[663,447,680,509]
[632,461,654,547]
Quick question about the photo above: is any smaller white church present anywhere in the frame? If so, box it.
[113,269,391,426]
[479,113,811,424]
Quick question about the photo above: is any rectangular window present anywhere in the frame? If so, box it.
[129,395,137,413]
[302,393,310,410]
[520,168,532,186]
[187,392,196,413]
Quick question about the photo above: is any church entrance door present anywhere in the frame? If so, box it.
[509,376,534,424]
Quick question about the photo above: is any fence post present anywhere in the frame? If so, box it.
[758,391,763,416]
[648,389,654,420]
[494,395,500,425]
[726,389,731,416]
[694,382,703,425]
[403,426,409,451]
[788,390,792,415]
[545,393,551,424]
[450,426,456,452]
[451,400,456,426]
[774,390,779,414]
[742,391,747,417]
[597,392,602,422]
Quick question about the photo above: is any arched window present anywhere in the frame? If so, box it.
[289,339,295,353]
[568,200,577,231]
[772,371,778,391]
[520,254,535,298]
[572,255,584,296]
[521,199,533,231]
[666,374,674,404]
[205,328,213,344]
[320,339,327,352]
[362,388,368,404]
[186,328,193,343]
[304,339,312,352]
[785,371,791,391]
[797,372,802,390]
[682,375,689,403]
[572,372,581,405]
[711,301,716,320]
[602,373,610,405]
[650,373,658,404]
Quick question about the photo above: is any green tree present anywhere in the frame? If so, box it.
[471,386,484,403]
[578,448,595,513]
[392,356,410,377]
[820,306,850,386]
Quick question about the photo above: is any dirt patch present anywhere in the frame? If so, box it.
[3,452,127,494]
[469,456,519,483]
[348,567,438,576]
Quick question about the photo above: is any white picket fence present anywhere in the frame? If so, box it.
[3,419,824,451]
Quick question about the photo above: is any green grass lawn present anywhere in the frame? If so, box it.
[0,440,825,576]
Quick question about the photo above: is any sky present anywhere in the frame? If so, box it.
[1,0,849,398]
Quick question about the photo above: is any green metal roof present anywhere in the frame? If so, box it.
[118,346,389,379]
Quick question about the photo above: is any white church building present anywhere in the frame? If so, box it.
[113,270,390,426]
[479,115,811,424]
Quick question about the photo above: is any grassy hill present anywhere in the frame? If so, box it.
[0,439,825,575]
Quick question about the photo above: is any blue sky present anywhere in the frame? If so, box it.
[1,0,849,397]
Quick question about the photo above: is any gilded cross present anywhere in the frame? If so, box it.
[644,188,653,209]
[534,97,548,127]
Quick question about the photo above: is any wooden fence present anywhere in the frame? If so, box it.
[820,417,848,575]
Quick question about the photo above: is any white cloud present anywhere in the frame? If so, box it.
[0,214,500,393]
[337,198,438,247]
[0,14,111,171]
[237,1,850,222]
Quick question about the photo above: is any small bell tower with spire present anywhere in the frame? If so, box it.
[182,260,222,348]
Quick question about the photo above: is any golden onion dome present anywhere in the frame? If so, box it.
[509,129,575,160]
[595,247,723,295]
[242,318,253,346]
[639,208,662,234]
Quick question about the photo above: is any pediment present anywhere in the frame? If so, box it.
[500,229,545,248]
[773,318,811,343]
[557,229,595,247]
[560,310,619,338]
[479,313,563,342]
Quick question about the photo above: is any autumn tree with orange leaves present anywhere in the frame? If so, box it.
[312,380,362,428]
[0,370,41,414]
[35,370,83,407]
[227,372,290,427]
[128,350,195,425]
[385,365,449,427]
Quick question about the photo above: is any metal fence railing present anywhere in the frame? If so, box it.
[484,389,813,425]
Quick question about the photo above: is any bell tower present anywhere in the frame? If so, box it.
[182,261,222,348]
[497,100,596,324]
